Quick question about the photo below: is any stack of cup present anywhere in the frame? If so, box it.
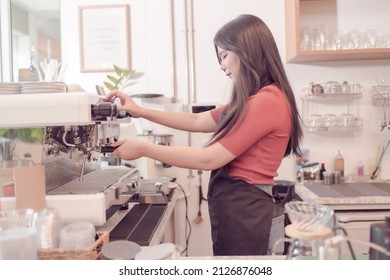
[59,221,96,249]
[34,208,62,249]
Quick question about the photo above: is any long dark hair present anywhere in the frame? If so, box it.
[209,14,302,157]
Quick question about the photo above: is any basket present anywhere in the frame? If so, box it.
[37,231,109,260]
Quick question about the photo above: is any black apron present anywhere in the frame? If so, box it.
[207,164,276,256]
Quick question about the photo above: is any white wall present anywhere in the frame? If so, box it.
[61,0,174,97]
[59,0,390,256]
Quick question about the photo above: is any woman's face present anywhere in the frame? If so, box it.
[217,46,240,84]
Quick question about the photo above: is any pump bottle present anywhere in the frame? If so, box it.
[334,150,344,177]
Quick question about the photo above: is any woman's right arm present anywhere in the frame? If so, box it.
[105,90,217,133]
[137,107,216,132]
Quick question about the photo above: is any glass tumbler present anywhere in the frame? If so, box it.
[307,114,325,130]
[0,208,37,260]
[0,227,37,259]
[340,113,355,127]
[324,114,337,128]
[300,26,312,51]
[313,25,327,50]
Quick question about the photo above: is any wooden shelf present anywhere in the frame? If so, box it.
[289,48,390,63]
[285,0,390,63]
[301,92,363,101]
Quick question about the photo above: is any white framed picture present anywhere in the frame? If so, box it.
[79,4,131,72]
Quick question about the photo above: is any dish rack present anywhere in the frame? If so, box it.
[37,231,109,260]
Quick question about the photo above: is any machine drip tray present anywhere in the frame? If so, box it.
[109,204,166,246]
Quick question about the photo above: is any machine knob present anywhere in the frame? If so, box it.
[155,182,163,192]
[91,103,118,119]
[127,179,139,193]
[91,103,133,119]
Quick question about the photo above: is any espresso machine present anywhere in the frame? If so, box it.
[0,90,141,226]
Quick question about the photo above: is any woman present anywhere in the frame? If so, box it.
[106,14,302,256]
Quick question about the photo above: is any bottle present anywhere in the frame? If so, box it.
[319,163,326,180]
[334,150,344,177]
[296,168,303,183]
[357,161,364,176]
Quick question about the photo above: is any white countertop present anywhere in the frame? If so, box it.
[295,181,390,210]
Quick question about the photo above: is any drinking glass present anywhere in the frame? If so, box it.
[381,33,390,48]
[340,113,355,127]
[313,25,327,50]
[324,114,337,128]
[300,26,312,51]
[0,227,37,259]
[308,114,325,129]
[0,208,37,260]
[330,30,343,50]
[365,29,379,48]
[348,30,360,49]
[0,208,35,230]
[341,34,350,50]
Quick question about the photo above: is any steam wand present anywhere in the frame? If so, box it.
[76,144,88,182]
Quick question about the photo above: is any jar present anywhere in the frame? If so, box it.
[311,84,324,95]
[325,81,342,94]
[308,114,325,129]
[323,172,334,185]
[334,171,341,184]
[324,114,337,128]
[340,113,355,127]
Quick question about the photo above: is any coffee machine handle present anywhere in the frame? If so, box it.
[100,146,117,154]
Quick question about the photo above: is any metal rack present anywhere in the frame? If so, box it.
[301,86,363,133]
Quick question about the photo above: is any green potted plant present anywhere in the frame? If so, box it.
[103,65,144,92]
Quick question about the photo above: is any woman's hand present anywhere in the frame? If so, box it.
[110,139,145,160]
[105,90,142,117]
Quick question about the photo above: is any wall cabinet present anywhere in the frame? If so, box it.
[285,0,390,63]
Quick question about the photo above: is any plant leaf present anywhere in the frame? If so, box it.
[107,75,119,84]
[124,69,135,77]
[103,66,141,92]
[104,82,115,90]
[127,72,144,79]
[114,65,122,76]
